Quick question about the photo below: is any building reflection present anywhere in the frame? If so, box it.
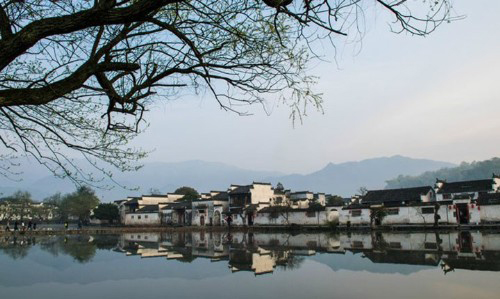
[113,230,500,275]
[2,230,500,275]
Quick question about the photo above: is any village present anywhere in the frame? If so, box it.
[116,174,500,228]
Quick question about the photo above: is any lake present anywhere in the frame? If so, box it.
[1,230,499,299]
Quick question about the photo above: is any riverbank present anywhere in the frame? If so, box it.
[2,223,500,236]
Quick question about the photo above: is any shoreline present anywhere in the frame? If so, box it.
[2,224,500,236]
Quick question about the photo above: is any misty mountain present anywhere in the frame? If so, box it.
[267,155,455,196]
[0,156,454,201]
[0,160,283,201]
[385,157,500,189]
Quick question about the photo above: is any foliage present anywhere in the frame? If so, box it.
[174,186,199,201]
[326,195,344,206]
[60,186,100,221]
[370,207,388,226]
[357,186,368,196]
[0,0,457,185]
[93,203,119,223]
[386,157,500,189]
[307,201,324,211]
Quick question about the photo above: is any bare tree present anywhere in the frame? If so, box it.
[0,0,457,184]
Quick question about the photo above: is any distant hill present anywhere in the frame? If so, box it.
[267,155,455,197]
[0,160,283,202]
[385,157,500,189]
[0,156,455,201]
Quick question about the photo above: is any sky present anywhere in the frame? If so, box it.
[130,0,500,174]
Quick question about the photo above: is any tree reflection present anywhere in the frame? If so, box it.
[60,236,96,263]
[0,234,120,263]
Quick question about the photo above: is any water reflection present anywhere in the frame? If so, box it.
[2,230,500,275]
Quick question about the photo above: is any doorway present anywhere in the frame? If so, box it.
[247,213,254,226]
[214,211,221,226]
[456,204,469,224]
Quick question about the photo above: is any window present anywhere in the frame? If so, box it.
[145,215,148,219]
[386,208,399,215]
[443,194,452,199]
[425,242,437,249]
[352,241,364,248]
[422,207,434,214]
[351,210,362,217]
[389,242,402,249]
[138,215,142,219]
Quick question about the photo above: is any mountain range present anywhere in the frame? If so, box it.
[0,155,455,201]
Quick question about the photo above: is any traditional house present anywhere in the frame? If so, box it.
[161,201,192,226]
[434,175,500,225]
[228,182,275,226]
[191,191,229,226]
[435,175,500,201]
[339,186,447,227]
[124,205,161,226]
[288,191,326,209]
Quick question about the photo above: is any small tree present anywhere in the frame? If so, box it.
[326,195,344,206]
[93,203,120,224]
[62,186,100,222]
[358,186,369,196]
[174,186,199,201]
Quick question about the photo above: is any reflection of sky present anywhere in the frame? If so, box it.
[1,257,499,299]
[2,236,500,299]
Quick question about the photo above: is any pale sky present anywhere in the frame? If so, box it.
[131,0,500,174]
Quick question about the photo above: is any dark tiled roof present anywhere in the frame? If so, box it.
[135,205,159,213]
[291,197,309,202]
[477,192,500,205]
[362,186,433,204]
[437,179,493,194]
[212,192,229,201]
[167,201,192,210]
[229,185,251,195]
[124,198,140,205]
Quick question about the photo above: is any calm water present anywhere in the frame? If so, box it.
[1,230,499,299]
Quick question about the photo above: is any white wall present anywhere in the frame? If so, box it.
[254,210,330,226]
[250,184,274,205]
[480,205,500,223]
[339,208,370,226]
[124,212,160,226]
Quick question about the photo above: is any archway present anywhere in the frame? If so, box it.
[214,211,221,226]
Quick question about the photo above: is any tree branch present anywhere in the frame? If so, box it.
[0,62,139,106]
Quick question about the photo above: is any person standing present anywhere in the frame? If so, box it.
[28,220,32,231]
[33,222,37,231]
[64,221,69,230]
[5,221,10,232]
[14,221,18,231]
